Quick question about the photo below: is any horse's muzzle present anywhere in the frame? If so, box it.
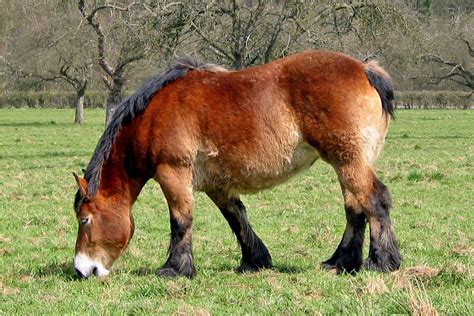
[74,253,109,278]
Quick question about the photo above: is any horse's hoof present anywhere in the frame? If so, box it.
[156,267,179,278]
[363,257,401,272]
[320,262,341,275]
[321,257,363,275]
[320,260,336,270]
[320,261,336,270]
[237,261,272,273]
[156,266,196,278]
[237,262,259,273]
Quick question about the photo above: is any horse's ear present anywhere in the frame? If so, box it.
[73,172,88,198]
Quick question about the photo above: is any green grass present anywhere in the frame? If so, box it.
[0,109,472,314]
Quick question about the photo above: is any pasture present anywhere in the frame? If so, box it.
[0,108,472,314]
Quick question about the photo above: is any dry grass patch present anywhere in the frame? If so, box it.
[1,282,21,295]
[174,307,211,316]
[449,262,472,279]
[350,275,389,296]
[302,288,324,300]
[392,265,441,289]
[452,244,473,257]
[390,267,442,315]
[407,280,439,316]
[0,236,12,243]
[364,276,389,294]
[266,276,283,291]
[404,266,441,279]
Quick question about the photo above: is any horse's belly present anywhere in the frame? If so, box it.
[234,142,319,193]
[194,141,319,194]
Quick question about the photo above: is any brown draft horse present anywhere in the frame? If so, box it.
[73,50,402,278]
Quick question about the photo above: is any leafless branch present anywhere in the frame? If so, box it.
[264,5,288,63]
[463,39,474,57]
[189,20,234,62]
[420,53,474,90]
[142,2,183,17]
[78,0,115,76]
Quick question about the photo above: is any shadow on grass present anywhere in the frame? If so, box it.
[272,264,304,274]
[20,261,81,280]
[131,267,155,276]
[0,151,90,161]
[0,121,71,128]
[389,135,471,139]
[129,263,304,277]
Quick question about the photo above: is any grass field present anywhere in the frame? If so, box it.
[0,108,472,314]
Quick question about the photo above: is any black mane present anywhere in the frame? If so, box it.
[84,57,220,197]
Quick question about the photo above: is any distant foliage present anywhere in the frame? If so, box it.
[0,91,106,109]
[1,90,471,109]
[395,91,473,109]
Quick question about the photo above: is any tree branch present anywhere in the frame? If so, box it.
[189,20,234,62]
[264,8,287,63]
[78,0,115,76]
[89,2,137,18]
[463,39,474,58]
[116,52,146,74]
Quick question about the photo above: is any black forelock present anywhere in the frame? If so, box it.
[73,190,83,214]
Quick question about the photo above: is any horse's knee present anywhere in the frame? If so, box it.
[349,176,392,218]
[374,179,392,212]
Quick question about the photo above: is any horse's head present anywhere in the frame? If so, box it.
[72,173,134,278]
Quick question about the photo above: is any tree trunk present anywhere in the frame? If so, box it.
[74,88,85,125]
[105,100,116,127]
[105,78,125,126]
[233,53,245,70]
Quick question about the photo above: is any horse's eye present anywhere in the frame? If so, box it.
[80,217,90,225]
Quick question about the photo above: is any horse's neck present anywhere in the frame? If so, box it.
[99,150,147,207]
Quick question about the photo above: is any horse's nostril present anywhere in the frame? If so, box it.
[75,268,86,279]
[92,267,98,276]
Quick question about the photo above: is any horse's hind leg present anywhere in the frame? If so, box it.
[322,186,367,273]
[206,191,272,272]
[336,162,402,272]
[155,164,196,278]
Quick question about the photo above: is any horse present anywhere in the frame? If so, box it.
[72,50,402,279]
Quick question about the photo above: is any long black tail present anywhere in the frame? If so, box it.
[365,60,395,119]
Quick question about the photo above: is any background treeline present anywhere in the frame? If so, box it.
[2,90,472,110]
[1,0,473,122]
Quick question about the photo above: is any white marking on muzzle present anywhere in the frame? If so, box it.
[74,252,109,278]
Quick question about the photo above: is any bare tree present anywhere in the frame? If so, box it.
[78,0,187,124]
[4,60,91,124]
[421,39,474,92]
[58,63,91,124]
[2,1,93,124]
[186,1,412,71]
[188,0,304,69]
[2,0,473,110]
[416,10,474,93]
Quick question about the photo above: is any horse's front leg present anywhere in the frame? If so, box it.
[155,164,196,278]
